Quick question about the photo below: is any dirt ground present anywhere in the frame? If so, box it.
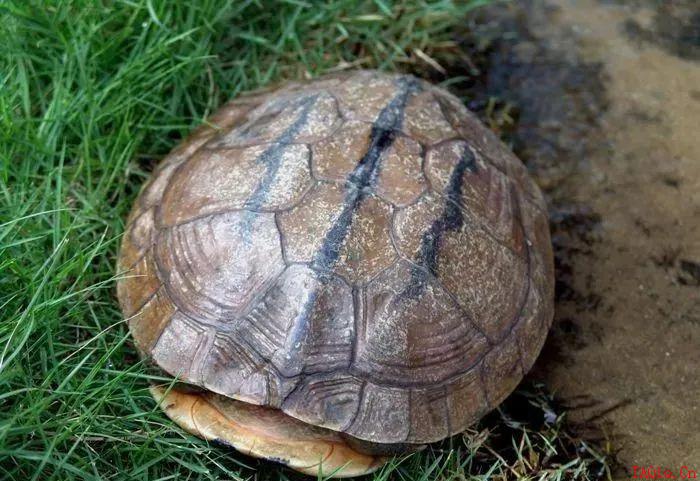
[458,0,700,473]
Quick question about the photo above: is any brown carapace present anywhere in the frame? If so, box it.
[118,70,554,477]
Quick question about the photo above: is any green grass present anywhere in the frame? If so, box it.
[0,1,613,480]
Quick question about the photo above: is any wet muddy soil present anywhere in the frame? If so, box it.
[456,0,700,473]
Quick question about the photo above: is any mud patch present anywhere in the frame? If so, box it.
[678,259,700,287]
[622,1,700,61]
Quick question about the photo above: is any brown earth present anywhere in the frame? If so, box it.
[455,0,700,474]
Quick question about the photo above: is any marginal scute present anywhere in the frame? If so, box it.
[117,247,160,318]
[159,143,313,226]
[150,312,203,380]
[347,382,411,443]
[136,162,184,218]
[445,366,488,435]
[127,208,156,251]
[506,156,548,208]
[481,331,524,407]
[512,278,549,372]
[137,134,211,216]
[119,208,156,271]
[408,386,449,443]
[354,260,489,386]
[282,374,365,433]
[128,287,176,353]
[521,197,555,300]
[153,314,275,405]
[514,200,554,372]
[155,212,285,322]
[200,328,271,405]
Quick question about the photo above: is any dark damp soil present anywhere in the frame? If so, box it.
[621,1,700,61]
[412,0,700,476]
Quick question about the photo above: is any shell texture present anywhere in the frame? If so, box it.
[118,70,554,446]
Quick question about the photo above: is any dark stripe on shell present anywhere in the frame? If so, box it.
[289,76,421,364]
[244,95,319,210]
[405,146,477,298]
[311,76,421,274]
[239,95,319,236]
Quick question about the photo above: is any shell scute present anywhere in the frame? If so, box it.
[210,91,342,148]
[154,212,285,322]
[444,366,489,436]
[281,374,365,433]
[353,260,489,386]
[330,71,402,122]
[159,143,313,226]
[408,386,449,442]
[150,312,206,381]
[373,135,427,207]
[133,98,260,221]
[117,250,161,319]
[481,331,524,407]
[277,182,347,263]
[200,329,272,404]
[239,265,355,378]
[425,140,527,255]
[119,208,156,271]
[128,287,175,353]
[512,277,550,373]
[346,382,411,443]
[312,120,372,182]
[402,90,459,145]
[392,192,528,342]
[278,185,398,285]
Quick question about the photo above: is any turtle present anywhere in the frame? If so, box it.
[117,70,554,477]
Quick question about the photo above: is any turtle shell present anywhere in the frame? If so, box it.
[118,70,554,446]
